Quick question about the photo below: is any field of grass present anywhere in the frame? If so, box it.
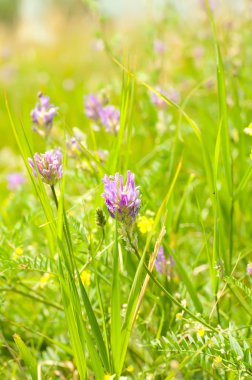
[1,1,252,379]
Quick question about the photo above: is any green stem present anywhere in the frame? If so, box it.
[126,231,219,334]
[0,287,63,311]
[50,185,74,272]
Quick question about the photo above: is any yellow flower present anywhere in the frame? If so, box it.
[40,273,53,288]
[137,216,154,234]
[197,327,205,337]
[80,270,91,286]
[126,365,134,373]
[13,247,23,260]
[250,149,252,160]
[103,374,115,380]
[176,312,183,320]
[244,122,252,136]
[213,356,222,366]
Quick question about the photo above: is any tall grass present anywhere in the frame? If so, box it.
[1,1,252,379]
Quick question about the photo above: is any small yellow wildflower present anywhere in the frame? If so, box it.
[137,216,154,234]
[213,356,222,366]
[126,365,134,373]
[244,122,252,136]
[103,374,115,380]
[176,312,183,320]
[13,247,23,260]
[40,273,53,289]
[80,270,91,286]
[197,327,205,337]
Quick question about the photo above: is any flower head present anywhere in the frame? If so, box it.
[244,122,252,136]
[247,263,252,276]
[7,172,25,191]
[155,246,166,274]
[153,39,166,54]
[102,170,141,225]
[91,38,105,52]
[66,127,87,158]
[31,92,58,136]
[100,105,120,134]
[84,94,103,121]
[199,0,216,12]
[28,149,62,186]
[80,270,91,286]
[137,215,154,234]
[13,247,23,260]
[155,246,175,277]
[40,273,54,289]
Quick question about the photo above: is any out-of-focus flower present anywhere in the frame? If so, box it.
[193,46,204,60]
[103,374,115,380]
[150,86,180,109]
[100,105,120,134]
[102,170,141,225]
[66,127,87,158]
[197,326,205,337]
[91,38,105,52]
[247,263,252,276]
[7,172,25,191]
[244,122,252,136]
[199,0,216,12]
[97,149,109,164]
[126,365,134,373]
[155,246,167,273]
[28,149,62,186]
[84,92,119,134]
[155,246,175,277]
[31,92,58,136]
[13,247,23,260]
[250,149,252,160]
[80,270,91,286]
[66,136,82,157]
[176,312,184,320]
[153,39,166,54]
[137,215,154,234]
[213,356,222,367]
[84,94,103,121]
[40,273,54,288]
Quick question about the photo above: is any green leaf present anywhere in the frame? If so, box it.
[13,334,37,380]
[110,221,121,376]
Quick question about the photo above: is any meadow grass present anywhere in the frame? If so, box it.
[1,1,252,379]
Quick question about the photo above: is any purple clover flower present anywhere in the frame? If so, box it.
[199,0,216,12]
[102,170,141,225]
[247,263,252,276]
[155,246,175,277]
[31,93,58,137]
[84,94,103,121]
[91,38,105,52]
[155,246,166,274]
[84,93,120,134]
[7,172,25,191]
[99,105,120,134]
[28,149,62,186]
[153,39,166,54]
